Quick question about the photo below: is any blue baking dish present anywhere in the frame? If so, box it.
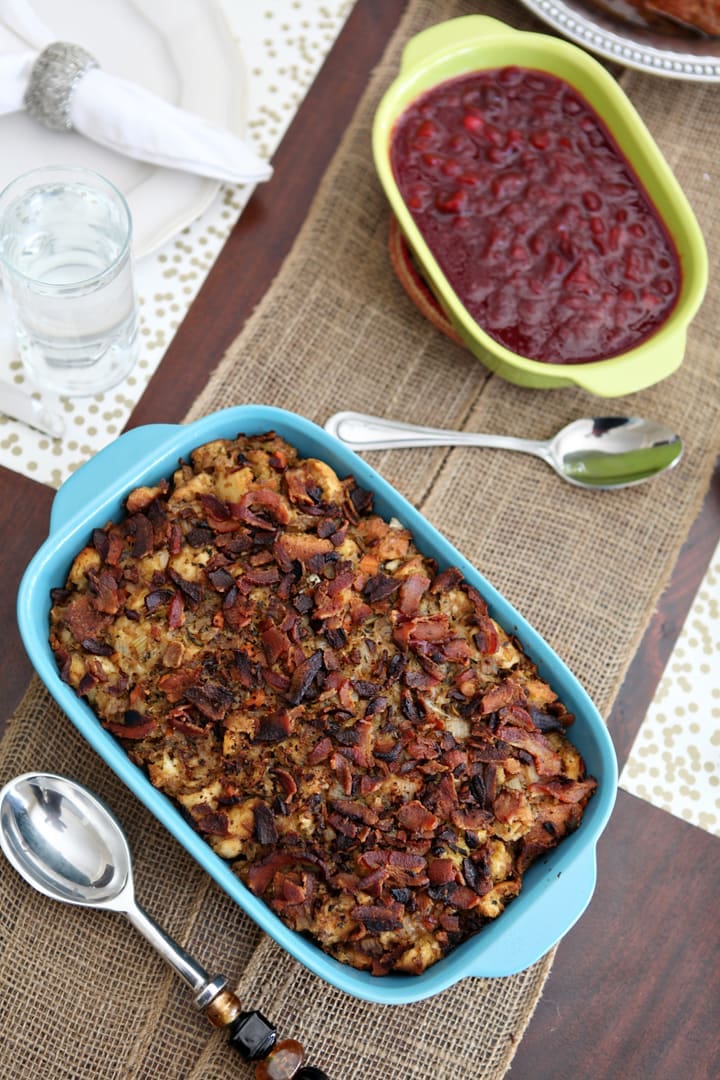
[17,405,617,1004]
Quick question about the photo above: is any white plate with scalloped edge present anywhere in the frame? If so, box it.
[0,0,246,258]
[518,0,720,81]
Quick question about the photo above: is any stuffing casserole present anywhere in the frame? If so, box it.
[49,432,597,976]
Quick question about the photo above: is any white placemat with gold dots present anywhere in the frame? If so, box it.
[620,536,720,838]
[0,0,354,488]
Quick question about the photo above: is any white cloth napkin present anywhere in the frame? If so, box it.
[0,0,272,185]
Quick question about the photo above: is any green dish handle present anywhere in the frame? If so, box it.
[570,328,686,398]
[401,15,512,74]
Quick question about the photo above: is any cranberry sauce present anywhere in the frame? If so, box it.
[390,67,681,365]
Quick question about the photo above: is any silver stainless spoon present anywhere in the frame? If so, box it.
[324,411,682,490]
[0,772,328,1078]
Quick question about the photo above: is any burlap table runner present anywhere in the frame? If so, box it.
[2,1,719,1076]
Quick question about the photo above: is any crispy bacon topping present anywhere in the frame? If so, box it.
[49,430,596,980]
[254,802,279,845]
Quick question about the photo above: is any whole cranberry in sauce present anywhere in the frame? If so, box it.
[390,67,681,365]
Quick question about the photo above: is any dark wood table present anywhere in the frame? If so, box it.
[1,3,718,1076]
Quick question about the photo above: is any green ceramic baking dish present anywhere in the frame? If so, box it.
[372,16,708,397]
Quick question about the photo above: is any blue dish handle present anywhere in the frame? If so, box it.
[465,845,597,978]
[50,424,181,534]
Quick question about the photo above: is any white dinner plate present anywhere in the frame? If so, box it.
[0,0,246,258]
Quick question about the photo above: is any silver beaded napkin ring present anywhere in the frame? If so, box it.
[24,41,99,132]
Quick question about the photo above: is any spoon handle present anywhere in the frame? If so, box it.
[125,901,221,1003]
[126,903,329,1077]
[324,410,550,459]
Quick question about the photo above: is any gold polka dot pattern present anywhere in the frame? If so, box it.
[621,540,720,837]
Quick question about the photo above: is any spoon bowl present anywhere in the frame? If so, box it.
[0,772,131,908]
[324,412,683,490]
[0,773,210,988]
[0,771,330,1077]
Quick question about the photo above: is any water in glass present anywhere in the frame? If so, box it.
[0,170,138,396]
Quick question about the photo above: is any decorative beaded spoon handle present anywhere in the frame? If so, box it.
[0,772,329,1079]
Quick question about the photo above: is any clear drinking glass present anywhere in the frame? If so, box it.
[0,165,139,396]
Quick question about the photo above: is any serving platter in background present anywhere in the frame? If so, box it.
[517,0,720,80]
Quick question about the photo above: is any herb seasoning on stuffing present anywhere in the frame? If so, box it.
[49,431,597,976]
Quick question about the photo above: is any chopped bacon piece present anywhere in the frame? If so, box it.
[388,851,427,872]
[232,488,290,529]
[207,567,235,593]
[242,567,280,588]
[80,637,113,657]
[307,736,333,764]
[158,668,198,702]
[530,777,598,803]
[430,567,464,593]
[190,804,229,836]
[397,574,431,617]
[254,710,294,742]
[357,867,387,897]
[254,802,279,845]
[397,801,439,834]
[262,667,290,693]
[447,884,480,911]
[450,796,494,828]
[88,569,122,615]
[167,569,203,606]
[469,763,497,810]
[463,852,493,896]
[130,513,154,558]
[495,724,562,776]
[348,718,374,770]
[359,849,387,871]
[331,798,379,826]
[273,768,298,798]
[430,774,460,821]
[277,532,334,567]
[105,532,125,566]
[63,595,109,642]
[223,587,252,629]
[105,715,156,739]
[286,649,323,705]
[246,851,325,896]
[184,682,233,721]
[363,573,401,604]
[406,738,440,761]
[440,638,471,662]
[473,616,499,655]
[276,875,307,906]
[428,858,457,885]
[351,904,403,934]
[145,588,173,613]
[162,641,184,668]
[493,788,533,827]
[165,708,204,736]
[498,704,535,731]
[261,624,291,664]
[480,679,527,714]
[199,493,237,532]
[168,591,185,629]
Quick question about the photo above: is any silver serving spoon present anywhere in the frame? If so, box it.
[324,411,682,490]
[0,772,327,1078]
